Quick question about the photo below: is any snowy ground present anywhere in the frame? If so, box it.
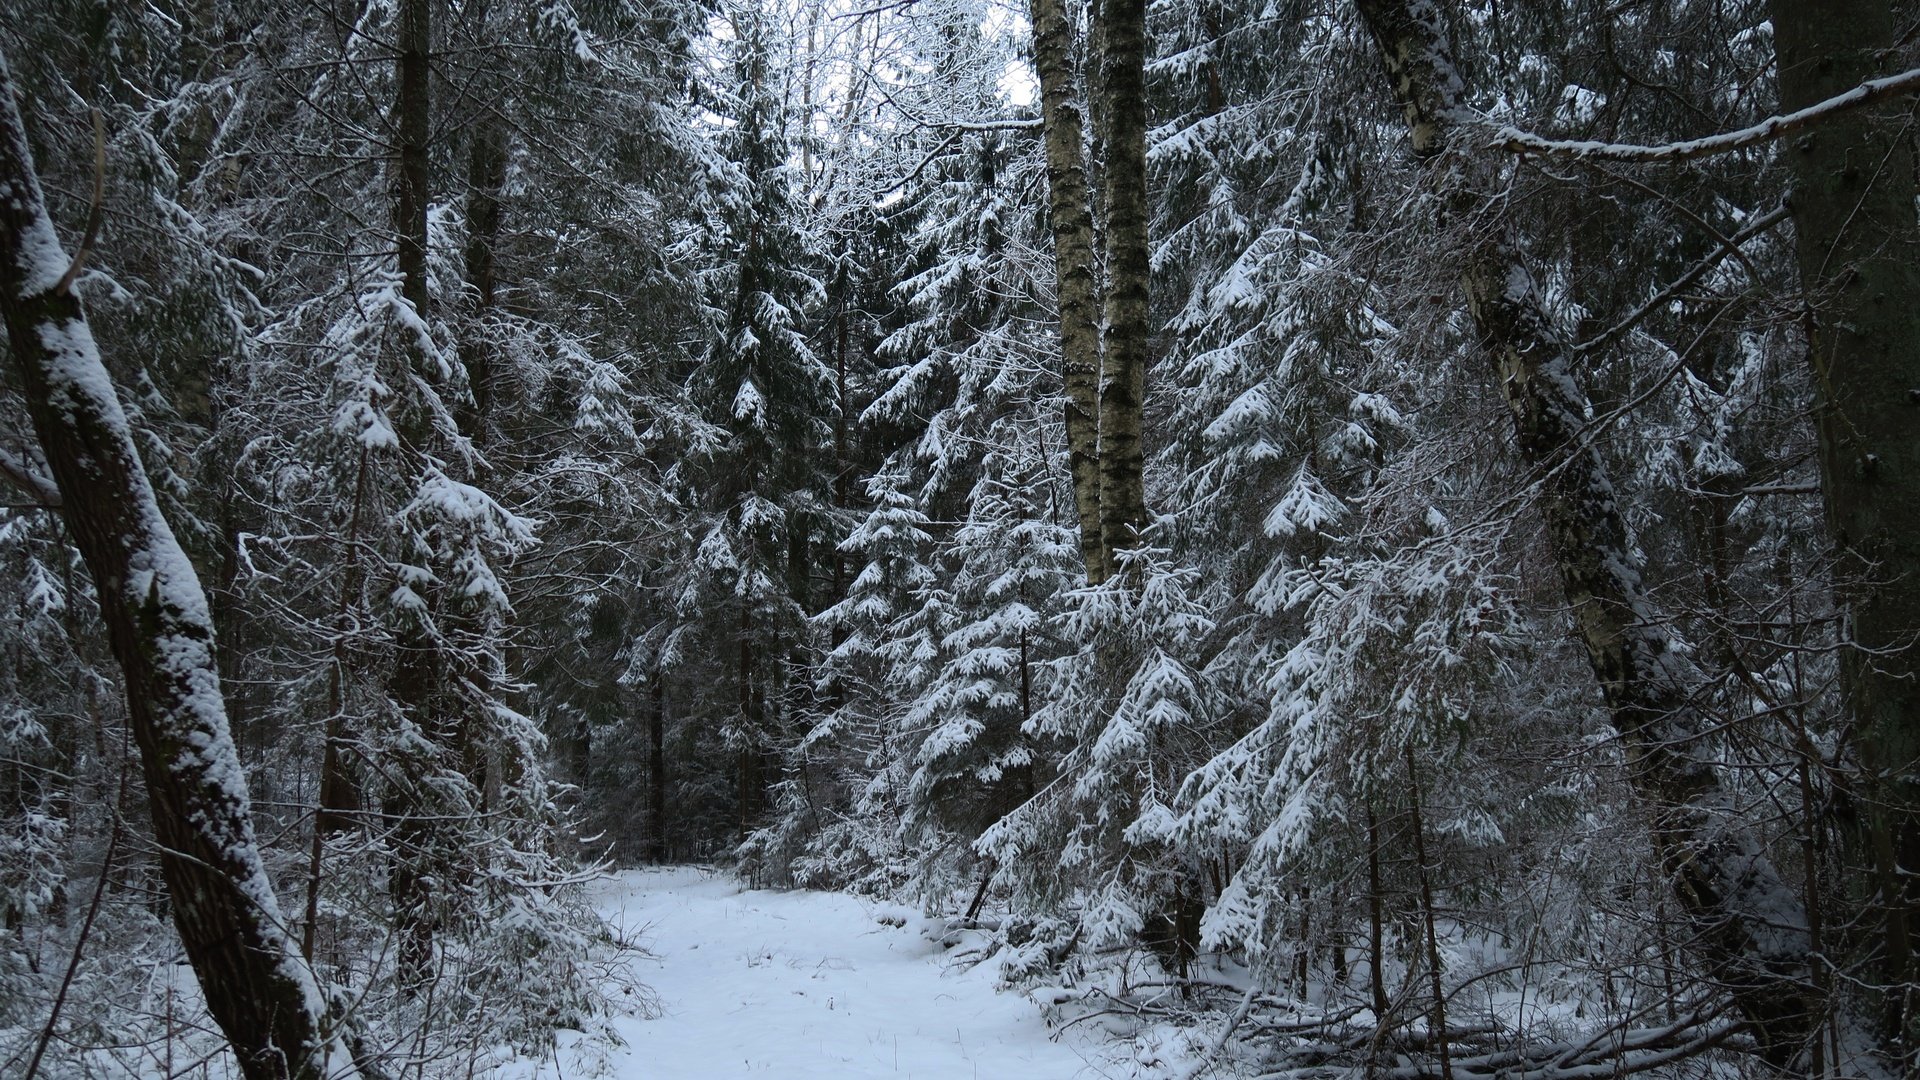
[526,867,1113,1080]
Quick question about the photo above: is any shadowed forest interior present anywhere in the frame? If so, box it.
[1,1,1918,1077]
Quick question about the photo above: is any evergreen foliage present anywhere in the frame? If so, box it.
[1,0,1916,1075]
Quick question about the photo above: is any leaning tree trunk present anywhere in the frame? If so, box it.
[1770,0,1920,1049]
[1026,0,1107,582]
[1093,0,1151,568]
[0,51,355,1080]
[1350,0,1859,1070]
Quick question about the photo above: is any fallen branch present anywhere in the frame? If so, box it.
[1179,986,1257,1080]
[1254,1009,1744,1080]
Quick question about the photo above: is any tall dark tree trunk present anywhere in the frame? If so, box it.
[305,448,372,962]
[1406,745,1453,1080]
[1026,0,1106,582]
[458,121,506,441]
[1365,801,1391,1023]
[649,667,668,862]
[386,639,441,994]
[1350,0,1859,1068]
[393,0,432,323]
[318,449,370,839]
[1093,0,1151,568]
[738,606,761,835]
[1770,0,1920,1049]
[386,0,439,995]
[832,303,850,599]
[0,53,355,1080]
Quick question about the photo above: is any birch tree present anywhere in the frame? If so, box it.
[1026,0,1106,581]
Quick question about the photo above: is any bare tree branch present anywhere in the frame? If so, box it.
[51,109,104,297]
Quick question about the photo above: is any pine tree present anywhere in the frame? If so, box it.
[684,0,833,849]
[903,446,1078,881]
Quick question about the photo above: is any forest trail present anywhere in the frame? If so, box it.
[548,867,1100,1079]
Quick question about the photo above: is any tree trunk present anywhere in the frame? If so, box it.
[649,667,668,862]
[1026,0,1106,582]
[386,634,441,994]
[832,303,850,599]
[318,449,371,837]
[1093,0,1151,568]
[393,0,431,323]
[1350,0,1847,1068]
[0,52,354,1080]
[1365,801,1391,1023]
[738,605,761,835]
[1406,744,1453,1080]
[386,0,439,996]
[1770,0,1920,1047]
[458,121,506,440]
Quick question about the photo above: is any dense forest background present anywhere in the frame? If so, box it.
[2,0,1918,1077]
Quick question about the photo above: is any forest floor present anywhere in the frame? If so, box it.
[518,866,1115,1079]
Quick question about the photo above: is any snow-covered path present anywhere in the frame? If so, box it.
[552,867,1099,1079]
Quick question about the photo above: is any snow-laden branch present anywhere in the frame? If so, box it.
[863,69,1040,134]
[1490,64,1920,163]
[0,444,61,506]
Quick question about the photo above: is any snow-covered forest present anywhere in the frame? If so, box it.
[2,0,1917,1076]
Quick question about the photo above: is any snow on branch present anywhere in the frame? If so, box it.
[1489,64,1920,163]
[865,72,1040,134]
[0,444,61,506]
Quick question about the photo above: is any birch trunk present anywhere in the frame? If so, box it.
[1094,0,1151,567]
[0,52,355,1080]
[1026,0,1107,582]
[1770,0,1920,1046]
[1351,0,1844,1068]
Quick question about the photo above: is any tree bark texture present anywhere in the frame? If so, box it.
[393,0,432,322]
[1351,0,1848,1069]
[649,668,668,862]
[458,122,506,438]
[1094,0,1151,567]
[385,631,443,994]
[385,0,442,995]
[0,52,350,1080]
[1770,0,1920,1045]
[1026,0,1107,582]
[738,606,763,835]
